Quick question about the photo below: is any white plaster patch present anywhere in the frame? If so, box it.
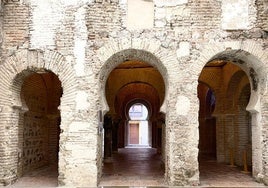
[74,7,87,76]
[154,0,188,7]
[74,39,86,76]
[29,0,91,50]
[127,0,154,30]
[30,0,62,49]
[176,95,190,116]
[75,91,90,110]
[222,0,249,30]
[155,20,166,27]
[119,0,127,5]
[155,8,166,20]
[176,41,190,57]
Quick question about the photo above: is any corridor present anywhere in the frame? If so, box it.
[100,148,265,187]
[7,148,265,187]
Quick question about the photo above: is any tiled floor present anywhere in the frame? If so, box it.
[8,147,265,187]
[100,148,264,187]
[199,157,265,187]
[7,165,58,187]
[100,147,165,186]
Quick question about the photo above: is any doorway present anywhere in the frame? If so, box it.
[101,58,165,186]
[128,103,149,147]
[198,60,254,186]
[129,123,139,144]
[16,71,62,186]
[198,83,216,159]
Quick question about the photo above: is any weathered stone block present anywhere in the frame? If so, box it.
[75,91,90,110]
[176,41,190,57]
[126,0,154,30]
[175,95,190,116]
[222,0,249,30]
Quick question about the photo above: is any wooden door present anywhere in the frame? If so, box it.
[129,123,139,144]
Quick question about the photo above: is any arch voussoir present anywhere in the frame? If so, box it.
[0,48,76,186]
[98,39,172,114]
[196,40,267,184]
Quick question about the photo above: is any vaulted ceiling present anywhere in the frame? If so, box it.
[105,60,165,118]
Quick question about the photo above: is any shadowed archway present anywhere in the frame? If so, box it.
[100,55,166,186]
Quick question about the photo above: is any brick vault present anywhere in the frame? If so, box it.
[0,0,267,187]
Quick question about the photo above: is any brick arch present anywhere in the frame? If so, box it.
[97,39,174,114]
[194,40,268,113]
[0,49,76,185]
[235,76,251,105]
[226,70,247,113]
[195,40,268,181]
[115,82,160,116]
[199,72,220,93]
[198,70,220,116]
[235,84,251,166]
[198,81,217,113]
[125,99,152,121]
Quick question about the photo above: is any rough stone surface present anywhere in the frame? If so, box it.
[126,0,154,30]
[222,0,249,30]
[0,0,267,187]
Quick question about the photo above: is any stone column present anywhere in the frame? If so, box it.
[103,115,113,163]
[124,119,128,147]
[0,106,23,185]
[117,118,125,148]
[112,117,121,153]
[17,107,28,178]
[148,120,152,147]
[151,119,157,148]
[158,113,165,158]
[214,114,225,163]
[156,115,164,153]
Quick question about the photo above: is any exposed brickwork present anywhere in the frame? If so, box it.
[199,62,253,167]
[0,49,76,186]
[86,1,122,41]
[21,74,48,174]
[18,73,62,176]
[256,0,268,31]
[1,1,30,57]
[189,0,221,31]
[0,1,267,187]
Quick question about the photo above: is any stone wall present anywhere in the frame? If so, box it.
[256,0,268,31]
[0,0,267,187]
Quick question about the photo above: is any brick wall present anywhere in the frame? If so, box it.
[256,0,268,31]
[0,0,267,187]
[44,73,62,164]
[0,4,3,57]
[199,62,252,167]
[237,84,251,166]
[20,72,61,174]
[1,1,29,57]
[190,0,221,32]
[20,73,48,174]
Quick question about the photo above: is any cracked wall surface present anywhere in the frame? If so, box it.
[0,0,267,187]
